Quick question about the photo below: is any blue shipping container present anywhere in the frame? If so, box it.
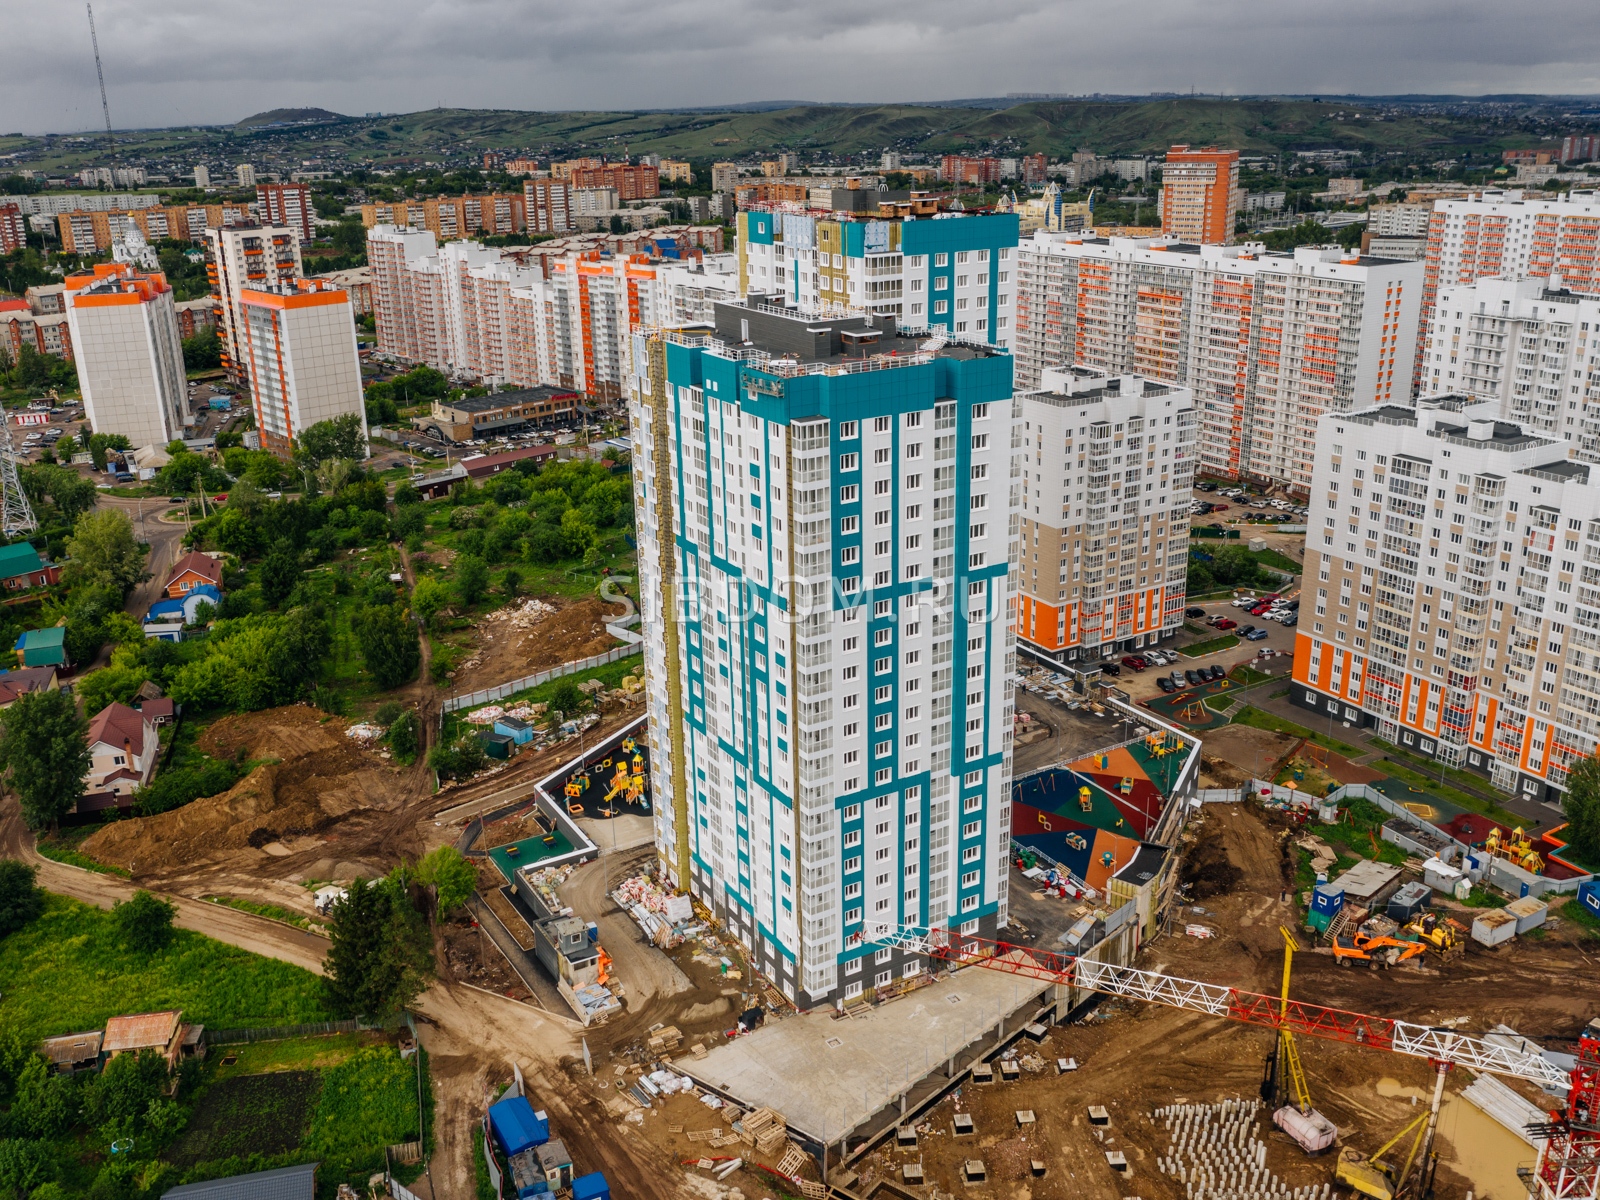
[1579,880,1600,919]
[572,1173,611,1200]
[489,1096,550,1158]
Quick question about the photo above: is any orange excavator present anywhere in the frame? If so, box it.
[1331,930,1429,970]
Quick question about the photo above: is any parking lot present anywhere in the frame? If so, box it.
[1111,592,1302,704]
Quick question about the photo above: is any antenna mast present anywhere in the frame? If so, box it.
[87,3,112,150]
[0,422,39,539]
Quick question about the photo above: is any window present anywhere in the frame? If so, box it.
[961,870,980,889]
[841,546,859,564]
[969,523,986,539]
[840,515,859,533]
[839,453,859,471]
[840,484,858,503]
[874,656,892,674]
[933,300,949,314]
[934,253,949,267]
[838,420,859,439]
[971,433,989,450]
[875,685,892,702]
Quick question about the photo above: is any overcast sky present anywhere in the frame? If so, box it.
[5,0,1600,135]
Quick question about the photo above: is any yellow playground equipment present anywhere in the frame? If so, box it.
[1145,730,1171,757]
[602,762,647,808]
[1079,786,1093,812]
[1484,825,1545,874]
[1119,775,1134,795]
[621,736,637,754]
[631,752,645,777]
[1065,832,1087,851]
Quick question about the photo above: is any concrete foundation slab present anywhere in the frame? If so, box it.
[684,966,1048,1141]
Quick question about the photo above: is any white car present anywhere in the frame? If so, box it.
[1233,596,1256,608]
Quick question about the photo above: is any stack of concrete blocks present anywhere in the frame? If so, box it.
[1153,1098,1334,1200]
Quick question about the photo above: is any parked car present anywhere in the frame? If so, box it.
[1169,672,1186,689]
[1158,677,1177,693]
[1121,656,1146,671]
[1186,606,1206,618]
[1212,503,1228,512]
[1246,628,1270,641]
[1238,625,1256,636]
[1101,662,1121,676]
[1196,482,1217,492]
[1213,618,1237,630]
[1185,670,1202,685]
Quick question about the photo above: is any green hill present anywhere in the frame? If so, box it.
[0,98,1550,175]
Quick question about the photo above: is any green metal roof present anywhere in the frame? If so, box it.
[0,541,43,579]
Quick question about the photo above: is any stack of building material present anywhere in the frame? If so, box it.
[739,1106,789,1155]
[1461,1073,1548,1148]
[648,1025,682,1053]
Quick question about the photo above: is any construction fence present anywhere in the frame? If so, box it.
[441,645,643,714]
[207,1020,376,1045]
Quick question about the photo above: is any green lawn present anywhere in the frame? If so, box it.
[1180,634,1240,657]
[1373,753,1524,825]
[1253,547,1303,574]
[0,893,330,1044]
[1229,705,1365,757]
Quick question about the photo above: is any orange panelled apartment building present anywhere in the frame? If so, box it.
[1160,145,1242,246]
[1291,395,1600,806]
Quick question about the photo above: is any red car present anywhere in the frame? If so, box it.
[1213,618,1237,630]
[1251,603,1271,616]
[1211,503,1228,511]
[1121,656,1147,671]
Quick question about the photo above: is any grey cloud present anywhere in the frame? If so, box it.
[2,0,1598,135]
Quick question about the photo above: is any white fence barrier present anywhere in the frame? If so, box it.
[443,645,642,714]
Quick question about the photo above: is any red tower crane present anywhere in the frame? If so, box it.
[859,923,1599,1200]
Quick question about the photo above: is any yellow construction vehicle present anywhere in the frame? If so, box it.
[1403,912,1465,962]
[1335,1112,1430,1200]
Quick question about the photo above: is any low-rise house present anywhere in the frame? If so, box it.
[83,702,158,810]
[163,550,224,599]
[13,626,67,669]
[0,665,59,706]
[103,1010,187,1069]
[0,541,62,591]
[146,582,221,627]
[413,444,558,498]
[136,697,176,724]
[418,386,577,443]
[41,1030,103,1074]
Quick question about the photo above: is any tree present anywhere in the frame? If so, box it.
[76,661,151,715]
[0,1134,52,1194]
[19,463,98,522]
[62,509,145,597]
[0,859,44,936]
[181,332,222,370]
[259,542,302,606]
[427,734,486,781]
[417,845,476,914]
[9,1052,79,1139]
[388,709,420,762]
[112,889,177,955]
[409,577,449,630]
[501,567,522,597]
[85,1048,169,1140]
[353,603,421,689]
[1563,753,1600,865]
[321,877,432,1021]
[87,432,131,471]
[297,413,368,466]
[455,554,489,607]
[0,689,90,831]
[547,676,585,717]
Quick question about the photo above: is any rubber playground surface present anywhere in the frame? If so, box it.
[1142,671,1251,729]
[487,827,577,883]
[1010,733,1188,890]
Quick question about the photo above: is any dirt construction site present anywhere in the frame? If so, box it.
[487,798,1596,1200]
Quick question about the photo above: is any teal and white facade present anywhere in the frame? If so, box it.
[737,210,1020,349]
[630,300,1020,1008]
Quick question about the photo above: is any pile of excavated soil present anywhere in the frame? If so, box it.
[83,707,403,874]
[449,594,626,691]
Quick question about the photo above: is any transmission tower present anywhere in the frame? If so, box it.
[86,3,113,150]
[0,422,39,539]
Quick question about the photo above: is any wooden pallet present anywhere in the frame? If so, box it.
[686,1128,725,1143]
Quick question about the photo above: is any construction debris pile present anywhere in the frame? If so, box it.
[344,722,385,743]
[572,981,620,1021]
[1155,1099,1332,1200]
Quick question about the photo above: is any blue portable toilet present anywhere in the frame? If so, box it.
[489,1095,550,1157]
[572,1173,611,1200]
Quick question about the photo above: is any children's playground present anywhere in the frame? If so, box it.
[552,728,652,821]
[1009,729,1189,892]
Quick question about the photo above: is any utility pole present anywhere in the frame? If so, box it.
[86,4,113,153]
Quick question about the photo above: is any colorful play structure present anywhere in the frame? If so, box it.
[562,739,651,819]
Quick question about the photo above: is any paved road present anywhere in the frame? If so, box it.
[95,491,189,621]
